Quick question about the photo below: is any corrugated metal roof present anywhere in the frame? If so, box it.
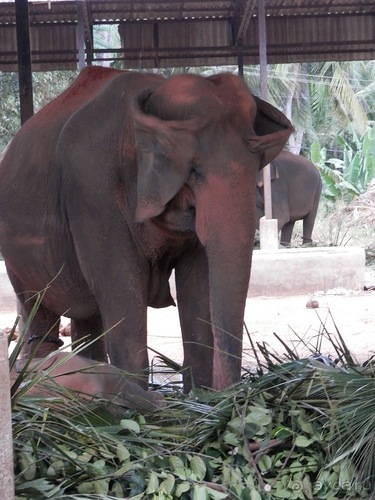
[1,0,375,71]
[1,0,374,23]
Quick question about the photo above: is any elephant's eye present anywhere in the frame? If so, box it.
[190,161,203,180]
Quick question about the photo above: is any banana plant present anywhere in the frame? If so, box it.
[310,124,375,202]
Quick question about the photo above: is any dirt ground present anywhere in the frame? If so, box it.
[2,265,374,373]
[147,285,375,372]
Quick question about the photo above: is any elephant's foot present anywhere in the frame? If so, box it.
[15,354,58,373]
[15,352,166,413]
[302,238,313,246]
[20,334,64,360]
[114,375,167,412]
[280,240,292,247]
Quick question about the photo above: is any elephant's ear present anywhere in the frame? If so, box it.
[133,91,199,222]
[247,96,294,169]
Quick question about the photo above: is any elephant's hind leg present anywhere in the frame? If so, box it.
[70,315,107,362]
[302,182,321,245]
[18,301,62,359]
[280,221,295,246]
[7,269,62,359]
[302,212,317,245]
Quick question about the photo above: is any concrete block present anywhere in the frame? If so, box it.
[259,217,279,250]
[249,247,366,296]
[0,247,367,311]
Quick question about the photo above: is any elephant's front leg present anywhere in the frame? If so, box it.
[19,304,62,359]
[175,243,213,392]
[99,283,149,389]
[69,218,151,387]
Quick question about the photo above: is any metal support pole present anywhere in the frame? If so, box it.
[258,0,268,102]
[258,0,271,219]
[258,0,278,249]
[15,0,34,124]
[76,0,86,70]
[0,331,14,499]
[237,42,244,77]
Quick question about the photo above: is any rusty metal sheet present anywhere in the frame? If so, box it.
[0,0,375,71]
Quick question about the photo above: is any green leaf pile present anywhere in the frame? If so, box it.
[10,318,375,499]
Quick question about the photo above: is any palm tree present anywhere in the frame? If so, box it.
[243,61,374,156]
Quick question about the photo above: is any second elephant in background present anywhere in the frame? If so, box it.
[256,150,322,246]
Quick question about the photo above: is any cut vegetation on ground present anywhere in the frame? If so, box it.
[10,319,375,500]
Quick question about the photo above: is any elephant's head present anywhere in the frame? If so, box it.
[132,73,293,389]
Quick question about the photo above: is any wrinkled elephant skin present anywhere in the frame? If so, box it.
[256,150,322,245]
[0,67,293,391]
[14,353,165,412]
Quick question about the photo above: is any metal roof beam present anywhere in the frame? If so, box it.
[233,0,257,45]
[81,0,93,49]
[76,0,93,67]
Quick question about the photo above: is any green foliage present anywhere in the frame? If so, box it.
[310,124,375,203]
[0,70,77,155]
[32,71,78,113]
[93,24,122,69]
[11,323,375,499]
[244,61,375,156]
[0,72,20,153]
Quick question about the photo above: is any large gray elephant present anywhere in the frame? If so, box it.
[256,150,322,245]
[0,67,292,391]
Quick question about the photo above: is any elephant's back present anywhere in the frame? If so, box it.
[0,68,128,220]
[0,67,122,185]
[273,149,321,184]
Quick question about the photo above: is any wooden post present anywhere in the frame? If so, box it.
[0,331,14,499]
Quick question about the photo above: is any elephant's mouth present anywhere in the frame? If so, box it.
[153,205,196,235]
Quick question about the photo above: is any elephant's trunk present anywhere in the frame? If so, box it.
[195,168,256,390]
